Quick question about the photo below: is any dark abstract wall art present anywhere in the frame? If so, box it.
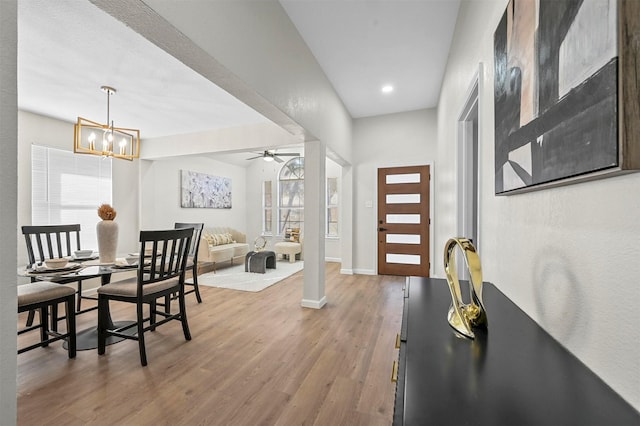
[494,0,623,194]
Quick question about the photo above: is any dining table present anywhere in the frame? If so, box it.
[18,256,140,351]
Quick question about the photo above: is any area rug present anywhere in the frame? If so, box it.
[198,260,304,292]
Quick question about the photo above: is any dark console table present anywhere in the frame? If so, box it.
[245,250,276,274]
[394,277,640,426]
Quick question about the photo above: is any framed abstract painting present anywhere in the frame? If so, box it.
[493,0,640,194]
[180,170,232,209]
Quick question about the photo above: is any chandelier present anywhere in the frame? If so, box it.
[73,86,140,161]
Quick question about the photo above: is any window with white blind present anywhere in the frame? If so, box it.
[262,180,273,235]
[31,145,112,250]
[326,177,339,237]
[278,157,304,235]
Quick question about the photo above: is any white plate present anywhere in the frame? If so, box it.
[31,263,83,273]
[72,255,98,261]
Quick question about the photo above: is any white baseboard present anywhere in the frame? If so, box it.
[325,257,341,263]
[353,268,376,275]
[301,296,327,309]
[340,268,353,275]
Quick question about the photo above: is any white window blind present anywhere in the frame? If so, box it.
[31,145,112,250]
[262,180,273,235]
[326,177,339,237]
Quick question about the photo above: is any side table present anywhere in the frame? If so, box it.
[245,250,276,273]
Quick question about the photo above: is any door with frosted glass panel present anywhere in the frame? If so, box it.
[377,165,430,277]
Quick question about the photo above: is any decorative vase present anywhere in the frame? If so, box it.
[97,220,118,263]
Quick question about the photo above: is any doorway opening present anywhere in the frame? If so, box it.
[457,65,482,255]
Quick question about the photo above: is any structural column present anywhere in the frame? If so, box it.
[0,0,18,423]
[301,140,326,308]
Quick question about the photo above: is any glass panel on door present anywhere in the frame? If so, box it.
[386,254,421,265]
[386,234,421,244]
[386,194,421,204]
[386,173,421,184]
[386,214,421,224]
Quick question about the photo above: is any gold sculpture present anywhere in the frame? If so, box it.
[443,238,488,339]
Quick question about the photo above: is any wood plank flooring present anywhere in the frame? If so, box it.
[17,262,405,425]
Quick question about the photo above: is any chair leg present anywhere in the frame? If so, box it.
[26,309,36,327]
[137,302,147,366]
[191,265,203,303]
[150,300,157,331]
[164,295,171,314]
[66,296,76,358]
[39,306,49,347]
[51,303,59,333]
[179,291,192,341]
[97,296,108,355]
[76,282,83,313]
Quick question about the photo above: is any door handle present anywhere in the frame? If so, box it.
[378,227,387,232]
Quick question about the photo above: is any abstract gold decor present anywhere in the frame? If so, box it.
[443,238,487,339]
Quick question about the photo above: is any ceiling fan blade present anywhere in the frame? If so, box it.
[274,156,284,163]
[246,155,263,160]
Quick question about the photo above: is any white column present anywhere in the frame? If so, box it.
[0,0,18,423]
[301,140,326,308]
[340,165,354,274]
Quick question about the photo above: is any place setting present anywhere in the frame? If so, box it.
[24,257,84,275]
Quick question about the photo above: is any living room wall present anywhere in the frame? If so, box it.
[436,0,640,409]
[352,108,438,275]
[139,155,247,234]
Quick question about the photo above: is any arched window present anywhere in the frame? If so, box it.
[278,157,304,235]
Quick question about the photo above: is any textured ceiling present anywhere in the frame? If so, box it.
[18,0,269,139]
[18,0,460,141]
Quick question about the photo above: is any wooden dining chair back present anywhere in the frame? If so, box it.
[174,222,204,303]
[97,228,193,366]
[18,281,76,358]
[21,224,100,326]
[22,224,83,266]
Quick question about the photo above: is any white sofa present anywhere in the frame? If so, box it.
[198,227,249,270]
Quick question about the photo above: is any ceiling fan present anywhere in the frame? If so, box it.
[246,150,300,163]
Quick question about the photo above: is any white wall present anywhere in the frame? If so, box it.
[0,0,18,421]
[352,109,438,275]
[436,0,640,410]
[140,155,247,233]
[142,0,352,163]
[141,122,300,160]
[17,111,141,262]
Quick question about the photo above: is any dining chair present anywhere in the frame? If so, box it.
[22,225,100,319]
[18,281,76,358]
[174,222,205,303]
[97,228,193,366]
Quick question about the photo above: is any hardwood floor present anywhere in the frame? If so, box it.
[17,263,405,425]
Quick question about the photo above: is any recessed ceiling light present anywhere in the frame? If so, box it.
[381,85,394,94]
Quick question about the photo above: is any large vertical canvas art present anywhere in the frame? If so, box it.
[181,170,232,209]
[494,0,622,194]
